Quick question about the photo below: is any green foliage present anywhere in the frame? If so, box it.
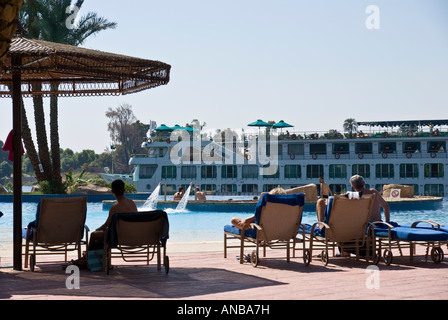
[38,180,66,194]
[64,163,89,194]
[4,182,13,193]
[0,161,12,178]
[105,181,137,194]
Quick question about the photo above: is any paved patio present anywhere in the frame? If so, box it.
[1,242,448,303]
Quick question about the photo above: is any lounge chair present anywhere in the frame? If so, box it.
[224,193,305,267]
[23,196,88,271]
[372,220,448,265]
[103,210,169,274]
[297,194,376,266]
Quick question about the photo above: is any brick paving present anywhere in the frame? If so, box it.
[1,243,448,301]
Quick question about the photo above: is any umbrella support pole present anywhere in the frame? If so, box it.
[12,55,22,271]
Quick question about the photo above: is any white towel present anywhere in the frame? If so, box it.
[346,191,360,199]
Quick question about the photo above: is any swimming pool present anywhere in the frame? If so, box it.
[1,198,447,257]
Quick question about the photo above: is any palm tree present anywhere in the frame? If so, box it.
[19,0,116,192]
[343,118,358,138]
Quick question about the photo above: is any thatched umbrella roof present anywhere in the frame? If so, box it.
[0,36,171,270]
[0,37,171,96]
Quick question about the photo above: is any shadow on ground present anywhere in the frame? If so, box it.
[0,264,285,299]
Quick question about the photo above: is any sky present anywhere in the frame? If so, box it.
[1,0,448,154]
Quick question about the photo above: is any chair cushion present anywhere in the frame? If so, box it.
[374,226,448,241]
[224,224,257,238]
[401,222,448,233]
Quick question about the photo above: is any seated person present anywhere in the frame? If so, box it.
[349,175,390,222]
[88,179,138,250]
[196,187,206,201]
[230,186,286,230]
[173,186,185,201]
[68,179,137,268]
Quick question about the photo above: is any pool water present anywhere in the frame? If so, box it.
[1,199,447,255]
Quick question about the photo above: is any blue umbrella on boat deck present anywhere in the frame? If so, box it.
[155,124,174,131]
[248,119,273,128]
[248,119,273,135]
[273,120,294,129]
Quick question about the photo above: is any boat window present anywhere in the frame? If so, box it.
[221,184,237,193]
[424,163,444,178]
[400,164,418,178]
[427,141,446,153]
[181,166,197,179]
[424,184,444,197]
[403,142,421,153]
[201,165,217,179]
[285,165,301,179]
[162,166,177,179]
[329,164,347,178]
[352,164,370,178]
[242,165,259,179]
[139,165,158,179]
[306,164,324,179]
[355,143,372,154]
[242,184,258,193]
[375,164,394,178]
[200,184,216,194]
[221,165,237,179]
[309,143,326,155]
[378,142,396,154]
[288,144,304,155]
[332,143,349,154]
[263,185,280,192]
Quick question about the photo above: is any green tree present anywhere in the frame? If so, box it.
[76,149,97,167]
[90,151,112,170]
[60,148,77,172]
[0,161,13,178]
[343,118,358,138]
[19,0,117,193]
[106,104,148,173]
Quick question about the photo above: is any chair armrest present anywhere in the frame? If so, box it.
[311,221,329,231]
[250,223,262,230]
[410,220,443,230]
[370,221,395,229]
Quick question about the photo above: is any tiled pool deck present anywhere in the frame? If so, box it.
[1,242,448,303]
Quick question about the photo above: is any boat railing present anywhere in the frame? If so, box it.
[147,127,447,143]
[281,151,447,161]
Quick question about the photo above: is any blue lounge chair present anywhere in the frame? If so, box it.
[224,193,305,267]
[297,194,376,266]
[373,220,448,265]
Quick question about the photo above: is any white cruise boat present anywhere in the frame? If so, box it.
[102,119,448,197]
